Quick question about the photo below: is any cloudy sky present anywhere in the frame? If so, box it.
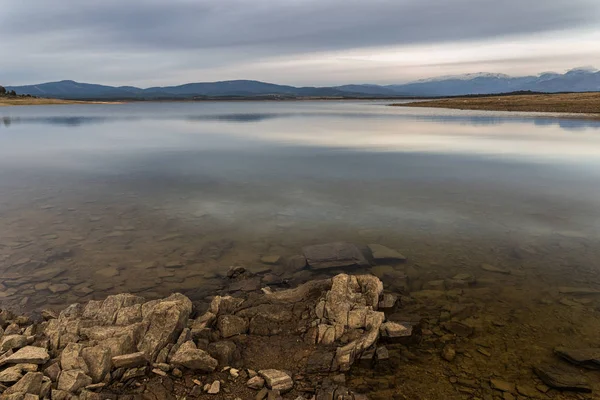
[2,0,600,87]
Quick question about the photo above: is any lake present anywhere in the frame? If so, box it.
[2,101,600,397]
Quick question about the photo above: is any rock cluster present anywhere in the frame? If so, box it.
[0,272,410,399]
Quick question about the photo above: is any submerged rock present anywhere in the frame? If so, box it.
[480,263,511,274]
[303,242,369,269]
[367,244,407,262]
[533,364,592,392]
[554,346,600,369]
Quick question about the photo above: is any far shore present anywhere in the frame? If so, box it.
[392,92,600,117]
[0,97,123,106]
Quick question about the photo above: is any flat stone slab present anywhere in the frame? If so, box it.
[259,369,294,392]
[367,244,407,261]
[303,242,369,269]
[533,364,592,392]
[554,347,600,369]
[0,346,50,366]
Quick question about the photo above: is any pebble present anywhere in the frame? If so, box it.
[152,368,167,377]
[207,380,220,394]
[490,378,515,392]
[442,345,456,362]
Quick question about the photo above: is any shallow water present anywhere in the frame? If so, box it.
[2,101,600,397]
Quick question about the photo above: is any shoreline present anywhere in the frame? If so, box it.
[2,241,600,399]
[391,92,600,119]
[0,98,124,107]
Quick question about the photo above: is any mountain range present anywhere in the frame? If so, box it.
[6,67,600,100]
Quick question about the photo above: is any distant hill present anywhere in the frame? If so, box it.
[5,80,375,100]
[385,68,600,96]
[6,67,600,99]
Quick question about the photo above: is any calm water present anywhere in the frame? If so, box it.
[2,101,600,308]
[3,101,600,397]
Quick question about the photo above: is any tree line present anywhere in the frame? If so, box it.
[0,85,36,98]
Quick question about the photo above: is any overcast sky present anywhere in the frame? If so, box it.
[2,0,600,87]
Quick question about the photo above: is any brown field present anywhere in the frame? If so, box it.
[0,97,119,106]
[393,92,600,116]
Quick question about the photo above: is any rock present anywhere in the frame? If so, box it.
[51,390,71,400]
[442,345,456,362]
[260,255,281,265]
[516,384,540,398]
[44,362,61,382]
[0,335,28,352]
[170,341,218,372]
[306,351,335,373]
[207,380,220,394]
[227,266,247,279]
[57,369,93,393]
[81,346,112,382]
[4,323,21,335]
[375,346,389,361]
[553,348,598,371]
[303,242,369,269]
[94,267,119,279]
[378,294,397,309]
[533,364,591,392]
[480,264,510,274]
[121,367,146,381]
[207,341,239,367]
[247,376,265,389]
[267,390,282,400]
[209,295,244,315]
[557,287,600,295]
[137,294,192,361]
[112,352,148,368]
[490,379,515,392]
[452,273,476,283]
[0,366,23,383]
[256,388,269,400]
[423,280,445,290]
[442,321,473,337]
[259,369,293,393]
[217,315,249,338]
[285,255,307,271]
[152,368,167,377]
[367,244,407,261]
[3,372,43,395]
[1,347,50,365]
[60,343,86,371]
[380,321,412,338]
[48,284,70,294]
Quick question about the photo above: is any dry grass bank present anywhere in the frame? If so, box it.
[0,97,120,106]
[393,92,600,115]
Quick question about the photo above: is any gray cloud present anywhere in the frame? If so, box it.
[1,0,599,85]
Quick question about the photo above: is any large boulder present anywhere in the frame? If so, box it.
[303,242,370,269]
[137,294,192,361]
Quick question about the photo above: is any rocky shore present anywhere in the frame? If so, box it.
[1,242,600,399]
